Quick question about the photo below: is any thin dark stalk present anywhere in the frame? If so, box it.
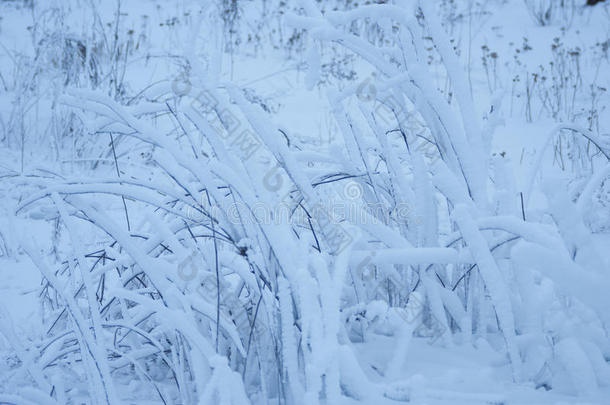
[451,236,520,291]
[243,294,263,376]
[205,189,220,352]
[109,133,131,231]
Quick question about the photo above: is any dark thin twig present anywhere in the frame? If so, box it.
[243,294,263,376]
[109,133,131,231]
[520,192,526,221]
[205,189,221,353]
[166,101,198,158]
[451,236,520,291]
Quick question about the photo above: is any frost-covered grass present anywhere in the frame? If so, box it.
[0,0,609,404]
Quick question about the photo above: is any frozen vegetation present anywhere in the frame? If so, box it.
[0,0,609,403]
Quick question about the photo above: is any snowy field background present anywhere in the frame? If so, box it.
[0,0,609,404]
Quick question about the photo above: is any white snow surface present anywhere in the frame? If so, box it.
[1,0,609,404]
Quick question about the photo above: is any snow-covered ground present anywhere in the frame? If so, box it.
[1,0,609,404]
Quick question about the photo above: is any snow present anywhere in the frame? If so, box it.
[1,0,609,403]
